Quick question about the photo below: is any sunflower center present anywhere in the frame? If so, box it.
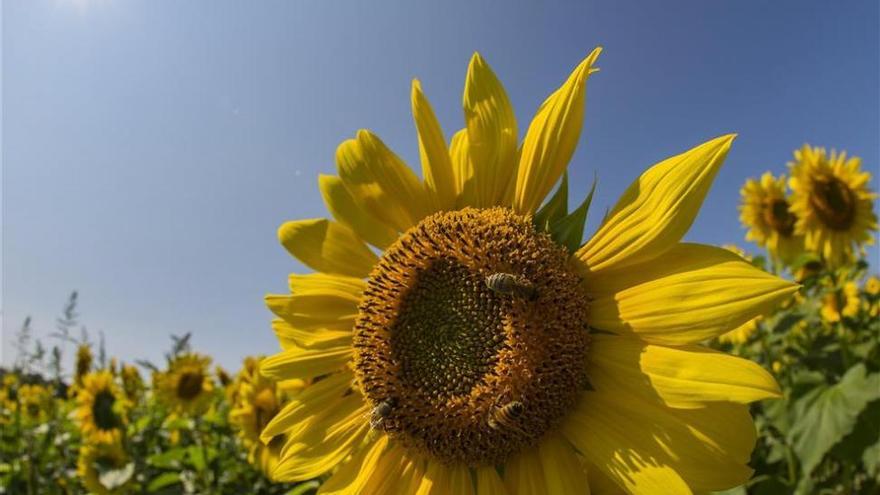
[763,198,796,237]
[811,176,856,230]
[92,390,120,430]
[353,207,590,466]
[176,372,204,401]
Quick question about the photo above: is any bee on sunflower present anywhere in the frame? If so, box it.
[739,172,804,265]
[258,48,797,493]
[75,370,130,445]
[788,145,878,267]
[153,353,214,416]
[228,356,305,478]
[76,441,133,495]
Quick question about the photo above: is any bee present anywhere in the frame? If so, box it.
[369,399,394,430]
[485,273,538,301]
[487,401,528,435]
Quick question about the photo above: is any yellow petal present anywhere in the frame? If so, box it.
[288,272,364,299]
[412,80,456,211]
[589,334,781,408]
[260,371,353,443]
[336,129,430,232]
[587,243,798,344]
[259,347,352,381]
[450,129,477,206]
[576,135,734,273]
[476,466,509,495]
[278,218,377,278]
[415,462,474,495]
[537,434,591,494]
[463,52,518,207]
[514,47,601,213]
[503,446,546,495]
[273,393,369,481]
[271,319,351,351]
[562,390,754,494]
[318,436,387,495]
[319,174,399,249]
[266,294,356,333]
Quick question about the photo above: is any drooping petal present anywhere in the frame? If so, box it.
[514,47,602,213]
[463,52,518,207]
[586,243,798,344]
[319,174,399,249]
[412,80,457,211]
[562,390,755,494]
[318,436,387,495]
[589,334,780,408]
[577,135,735,274]
[476,466,509,495]
[278,218,377,278]
[259,347,352,381]
[336,129,431,232]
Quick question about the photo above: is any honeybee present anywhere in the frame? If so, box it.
[485,273,538,301]
[369,399,394,430]
[487,401,527,435]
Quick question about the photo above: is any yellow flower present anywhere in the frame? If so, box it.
[120,365,144,401]
[228,356,303,478]
[153,353,214,416]
[77,442,132,495]
[75,370,129,445]
[75,344,93,384]
[17,383,55,424]
[739,172,804,263]
[788,145,878,267]
[771,361,783,374]
[215,365,233,388]
[821,282,861,323]
[866,275,880,296]
[261,49,796,493]
[718,316,762,345]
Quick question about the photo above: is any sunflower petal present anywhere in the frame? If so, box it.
[563,390,754,494]
[463,52,518,207]
[449,129,475,205]
[412,80,456,211]
[537,434,591,494]
[336,130,430,232]
[514,47,601,213]
[503,446,547,494]
[589,334,780,408]
[271,319,351,350]
[265,294,356,334]
[476,466,509,495]
[415,462,474,495]
[576,135,734,274]
[259,347,352,381]
[587,243,798,344]
[319,174,399,249]
[260,371,353,443]
[318,436,387,495]
[278,218,377,278]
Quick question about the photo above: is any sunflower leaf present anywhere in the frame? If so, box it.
[549,175,596,253]
[533,173,568,233]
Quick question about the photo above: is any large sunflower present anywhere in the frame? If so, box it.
[739,172,803,264]
[260,49,797,493]
[788,145,877,266]
[75,370,129,445]
[153,353,215,416]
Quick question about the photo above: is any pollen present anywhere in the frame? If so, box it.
[352,207,590,466]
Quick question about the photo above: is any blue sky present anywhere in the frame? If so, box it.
[3,0,878,372]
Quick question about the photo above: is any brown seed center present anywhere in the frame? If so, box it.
[762,198,796,237]
[810,176,856,230]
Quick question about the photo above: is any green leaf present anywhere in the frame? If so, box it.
[788,364,880,476]
[549,175,596,253]
[286,480,320,495]
[147,448,187,469]
[533,173,568,232]
[98,462,134,490]
[147,472,181,492]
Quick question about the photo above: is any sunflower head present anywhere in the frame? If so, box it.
[788,145,878,266]
[120,365,144,401]
[154,353,214,416]
[739,172,804,264]
[75,370,129,444]
[865,275,880,296]
[17,383,55,424]
[75,344,93,384]
[77,442,131,495]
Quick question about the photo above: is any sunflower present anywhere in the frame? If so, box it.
[153,353,214,416]
[77,442,132,495]
[718,316,762,345]
[821,281,861,324]
[866,275,880,296]
[75,370,129,444]
[260,49,797,493]
[229,356,303,477]
[739,172,804,264]
[17,383,55,425]
[120,365,144,402]
[788,145,878,267]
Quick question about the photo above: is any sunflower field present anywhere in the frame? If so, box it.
[2,49,878,495]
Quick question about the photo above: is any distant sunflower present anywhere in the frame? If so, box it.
[75,370,129,444]
[739,172,803,264]
[154,354,214,416]
[718,316,762,345]
[229,356,303,478]
[260,49,797,493]
[18,383,55,425]
[821,282,861,323]
[866,275,880,296]
[788,145,878,266]
[120,365,144,402]
[77,442,132,495]
[75,345,93,385]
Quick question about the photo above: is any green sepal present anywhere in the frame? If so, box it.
[549,175,596,253]
[533,173,569,233]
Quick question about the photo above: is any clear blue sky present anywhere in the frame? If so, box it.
[3,1,878,372]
